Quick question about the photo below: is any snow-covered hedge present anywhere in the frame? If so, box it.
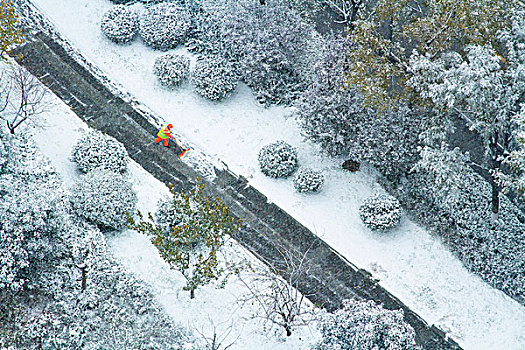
[406,145,525,302]
[101,5,139,44]
[139,3,190,51]
[293,167,324,193]
[71,130,129,174]
[191,57,237,101]
[70,169,137,230]
[316,299,419,350]
[153,53,190,88]
[258,140,298,178]
[192,0,318,105]
[359,194,402,231]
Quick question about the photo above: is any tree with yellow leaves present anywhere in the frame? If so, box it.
[347,0,517,112]
[0,0,24,60]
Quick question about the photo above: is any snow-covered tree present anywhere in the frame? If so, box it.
[101,5,139,44]
[346,0,517,112]
[191,56,238,101]
[139,2,190,51]
[0,133,68,295]
[71,129,129,173]
[154,53,190,88]
[70,168,137,231]
[315,299,419,350]
[359,194,402,231]
[258,140,299,178]
[297,36,424,182]
[192,0,319,105]
[293,167,324,193]
[129,181,241,299]
[408,143,525,301]
[408,32,524,219]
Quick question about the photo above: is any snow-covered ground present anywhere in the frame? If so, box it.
[27,0,525,349]
[19,60,320,348]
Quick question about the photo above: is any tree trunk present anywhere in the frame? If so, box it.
[489,136,501,222]
[190,289,195,299]
[285,324,292,337]
[81,267,87,291]
[490,176,500,222]
[259,0,265,4]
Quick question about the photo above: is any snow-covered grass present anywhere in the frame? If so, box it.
[26,0,525,349]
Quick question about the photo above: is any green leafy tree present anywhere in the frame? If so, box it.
[0,0,24,60]
[128,180,241,299]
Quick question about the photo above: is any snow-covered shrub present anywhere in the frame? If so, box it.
[293,167,324,193]
[70,168,137,230]
[71,130,129,174]
[296,36,424,183]
[154,196,180,236]
[101,5,139,44]
[359,194,402,231]
[109,0,134,3]
[258,140,298,178]
[191,0,319,105]
[191,57,238,101]
[139,3,190,51]
[153,53,190,88]
[316,299,419,350]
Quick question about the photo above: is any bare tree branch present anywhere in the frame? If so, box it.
[236,241,319,337]
[1,64,48,134]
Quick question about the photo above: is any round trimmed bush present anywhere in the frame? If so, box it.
[317,299,419,350]
[71,130,129,174]
[293,167,324,193]
[258,140,298,178]
[70,169,137,230]
[139,3,190,51]
[101,5,139,44]
[153,54,190,88]
[359,194,402,231]
[191,57,238,101]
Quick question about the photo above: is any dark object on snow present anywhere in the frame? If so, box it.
[342,159,360,172]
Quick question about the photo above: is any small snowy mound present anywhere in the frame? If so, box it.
[139,3,190,51]
[72,130,129,174]
[359,194,402,231]
[70,168,137,231]
[293,167,324,193]
[101,5,139,44]
[191,57,238,101]
[153,53,190,88]
[258,140,298,178]
[316,299,419,350]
